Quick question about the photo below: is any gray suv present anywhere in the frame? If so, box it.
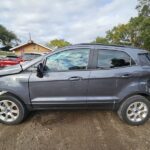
[0,44,150,125]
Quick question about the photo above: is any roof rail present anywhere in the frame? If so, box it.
[75,43,136,48]
[75,43,126,47]
[57,43,141,51]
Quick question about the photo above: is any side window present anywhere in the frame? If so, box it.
[45,49,90,71]
[138,53,150,66]
[97,50,134,69]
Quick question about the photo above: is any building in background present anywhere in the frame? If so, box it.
[10,40,52,56]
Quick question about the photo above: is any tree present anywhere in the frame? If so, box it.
[136,0,150,17]
[103,0,150,50]
[92,37,109,44]
[135,0,150,50]
[0,25,19,46]
[105,16,150,50]
[106,24,131,45]
[47,39,71,49]
[138,16,150,50]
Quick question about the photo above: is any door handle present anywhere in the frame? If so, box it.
[69,76,82,81]
[121,73,132,78]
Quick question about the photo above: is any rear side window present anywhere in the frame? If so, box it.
[139,53,150,66]
[97,50,135,69]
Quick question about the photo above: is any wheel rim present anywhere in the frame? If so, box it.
[0,100,19,122]
[126,101,148,122]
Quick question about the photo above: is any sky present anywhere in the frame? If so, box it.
[0,0,138,45]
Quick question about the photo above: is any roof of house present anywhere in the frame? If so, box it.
[10,41,52,51]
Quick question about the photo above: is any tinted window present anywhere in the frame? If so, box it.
[139,53,150,66]
[97,50,133,69]
[46,49,90,71]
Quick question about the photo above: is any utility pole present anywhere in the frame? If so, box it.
[29,32,32,43]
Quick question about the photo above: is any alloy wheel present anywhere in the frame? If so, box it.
[0,100,19,122]
[126,101,148,122]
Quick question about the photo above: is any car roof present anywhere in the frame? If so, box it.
[58,43,148,53]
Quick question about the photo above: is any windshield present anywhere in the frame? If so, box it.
[23,53,41,60]
[22,55,44,69]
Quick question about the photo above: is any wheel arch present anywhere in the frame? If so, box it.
[116,92,150,110]
[0,90,32,110]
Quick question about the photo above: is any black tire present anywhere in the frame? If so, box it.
[0,94,28,125]
[118,95,150,125]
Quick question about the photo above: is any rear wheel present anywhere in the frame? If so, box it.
[118,95,150,125]
[0,94,27,125]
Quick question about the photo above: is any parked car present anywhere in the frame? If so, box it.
[0,55,22,67]
[0,44,150,125]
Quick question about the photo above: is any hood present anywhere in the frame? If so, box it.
[0,64,22,76]
[0,55,46,77]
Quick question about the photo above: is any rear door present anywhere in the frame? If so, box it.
[87,49,135,109]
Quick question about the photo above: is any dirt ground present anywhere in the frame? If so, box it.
[0,110,150,150]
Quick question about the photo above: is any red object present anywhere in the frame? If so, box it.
[0,56,22,67]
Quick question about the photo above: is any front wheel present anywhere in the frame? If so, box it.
[0,94,27,125]
[118,95,150,125]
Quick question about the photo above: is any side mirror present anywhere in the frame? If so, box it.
[37,63,44,78]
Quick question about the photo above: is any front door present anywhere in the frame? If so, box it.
[29,48,91,108]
